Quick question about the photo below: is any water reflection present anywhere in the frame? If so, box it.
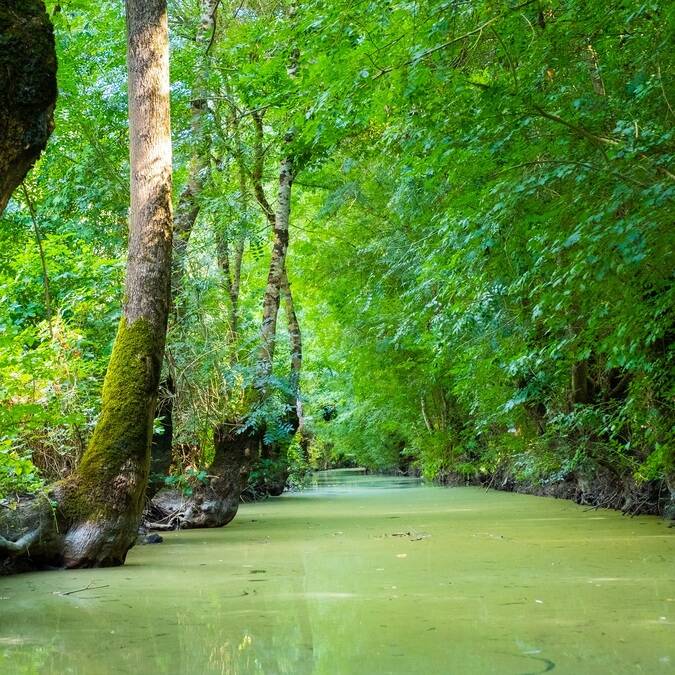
[308,467,424,492]
[1,472,673,674]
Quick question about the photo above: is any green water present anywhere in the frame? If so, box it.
[1,470,674,674]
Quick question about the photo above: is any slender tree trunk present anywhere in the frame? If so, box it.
[22,186,53,338]
[256,0,298,377]
[243,137,296,498]
[0,0,57,214]
[156,15,301,521]
[256,266,303,498]
[259,155,294,376]
[217,235,245,344]
[1,0,173,572]
[151,0,218,487]
[281,267,302,413]
[246,18,300,492]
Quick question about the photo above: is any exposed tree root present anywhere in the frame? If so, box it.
[438,465,673,519]
[147,423,260,530]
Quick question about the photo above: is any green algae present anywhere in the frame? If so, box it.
[1,470,673,674]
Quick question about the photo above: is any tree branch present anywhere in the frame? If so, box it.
[251,111,276,226]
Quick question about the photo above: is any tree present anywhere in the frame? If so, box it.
[149,0,219,490]
[148,1,305,524]
[1,0,173,571]
[0,0,57,213]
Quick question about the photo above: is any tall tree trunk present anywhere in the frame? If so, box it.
[281,267,302,418]
[259,154,294,377]
[1,0,173,572]
[257,266,303,498]
[246,13,299,490]
[0,0,57,214]
[256,1,298,379]
[151,22,301,525]
[160,118,298,523]
[170,0,218,304]
[60,0,174,567]
[151,0,218,487]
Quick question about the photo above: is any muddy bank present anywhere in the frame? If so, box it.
[436,468,673,521]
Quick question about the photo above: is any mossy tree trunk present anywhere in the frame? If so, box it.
[1,0,173,572]
[0,0,57,214]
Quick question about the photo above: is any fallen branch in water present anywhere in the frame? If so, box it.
[54,581,109,596]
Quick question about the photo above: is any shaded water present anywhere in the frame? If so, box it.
[1,469,674,674]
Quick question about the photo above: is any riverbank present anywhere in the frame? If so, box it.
[436,468,674,521]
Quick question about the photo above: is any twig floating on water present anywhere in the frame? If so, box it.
[54,581,110,596]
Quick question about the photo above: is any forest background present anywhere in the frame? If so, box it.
[1,0,673,517]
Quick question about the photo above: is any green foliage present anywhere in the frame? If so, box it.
[0,440,44,497]
[162,467,209,497]
[1,0,672,504]
[290,0,674,488]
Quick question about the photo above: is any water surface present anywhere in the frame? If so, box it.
[2,469,673,674]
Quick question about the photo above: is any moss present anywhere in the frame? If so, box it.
[63,318,160,521]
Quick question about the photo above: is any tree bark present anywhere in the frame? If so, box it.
[256,267,303,497]
[281,267,302,413]
[151,0,218,486]
[1,0,173,573]
[0,0,57,214]
[259,154,294,376]
[149,423,259,529]
[155,19,301,521]
[255,0,298,378]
